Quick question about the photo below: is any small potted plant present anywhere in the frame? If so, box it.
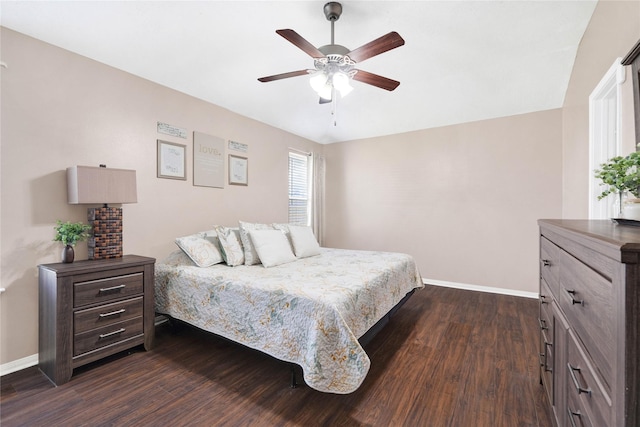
[594,150,640,218]
[53,220,92,263]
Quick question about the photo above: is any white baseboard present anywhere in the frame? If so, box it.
[423,278,539,299]
[0,353,38,377]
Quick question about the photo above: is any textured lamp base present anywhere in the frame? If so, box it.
[88,207,123,260]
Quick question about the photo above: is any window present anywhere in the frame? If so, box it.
[288,151,312,226]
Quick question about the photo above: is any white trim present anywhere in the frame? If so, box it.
[588,57,625,219]
[423,278,539,299]
[0,354,38,376]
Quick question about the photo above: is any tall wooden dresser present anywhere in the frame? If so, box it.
[38,255,155,386]
[538,220,640,427]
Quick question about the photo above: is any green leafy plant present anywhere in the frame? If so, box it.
[53,220,92,247]
[594,151,640,201]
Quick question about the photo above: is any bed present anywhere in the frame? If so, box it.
[154,225,423,394]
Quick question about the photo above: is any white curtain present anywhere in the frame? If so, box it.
[311,152,325,246]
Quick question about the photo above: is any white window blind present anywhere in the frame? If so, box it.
[289,152,311,226]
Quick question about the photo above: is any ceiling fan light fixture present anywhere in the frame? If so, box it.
[332,71,352,96]
[310,71,328,92]
[318,83,333,101]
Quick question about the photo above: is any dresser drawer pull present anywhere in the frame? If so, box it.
[99,309,126,318]
[540,342,552,372]
[568,363,591,396]
[538,318,548,331]
[567,407,582,427]
[99,284,126,294]
[566,289,584,306]
[99,328,126,339]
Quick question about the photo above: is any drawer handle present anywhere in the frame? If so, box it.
[542,259,551,267]
[568,363,591,396]
[567,407,582,427]
[99,284,126,293]
[540,294,548,305]
[566,289,584,306]
[539,342,552,372]
[99,309,126,318]
[99,328,126,339]
[538,318,548,331]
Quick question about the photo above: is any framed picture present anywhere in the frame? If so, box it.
[229,155,248,186]
[157,140,186,180]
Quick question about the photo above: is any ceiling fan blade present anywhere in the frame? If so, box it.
[347,31,405,63]
[352,70,400,91]
[258,69,310,83]
[276,29,325,58]
[319,96,331,104]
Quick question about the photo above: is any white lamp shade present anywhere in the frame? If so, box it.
[318,84,333,101]
[333,72,353,97]
[309,72,328,92]
[67,165,137,204]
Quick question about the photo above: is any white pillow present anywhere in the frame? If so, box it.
[175,231,224,267]
[215,226,245,266]
[272,223,293,246]
[289,226,321,258]
[249,229,296,268]
[239,221,273,265]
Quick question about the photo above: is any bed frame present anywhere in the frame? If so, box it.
[161,287,417,390]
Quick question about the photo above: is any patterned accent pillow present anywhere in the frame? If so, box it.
[289,225,321,258]
[238,221,273,265]
[215,226,245,266]
[175,230,224,267]
[249,229,297,268]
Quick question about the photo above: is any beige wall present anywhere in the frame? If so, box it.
[323,109,563,293]
[323,0,640,293]
[2,0,640,370]
[562,0,640,218]
[0,28,320,366]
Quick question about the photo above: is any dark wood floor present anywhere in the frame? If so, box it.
[1,285,553,427]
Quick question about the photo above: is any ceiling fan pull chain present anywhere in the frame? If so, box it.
[332,88,338,126]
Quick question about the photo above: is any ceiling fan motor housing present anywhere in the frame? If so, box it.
[324,2,343,21]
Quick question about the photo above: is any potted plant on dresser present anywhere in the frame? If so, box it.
[594,150,640,220]
[53,220,91,263]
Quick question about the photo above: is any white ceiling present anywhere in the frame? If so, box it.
[1,0,597,144]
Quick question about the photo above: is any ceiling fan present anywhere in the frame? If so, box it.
[257,2,405,104]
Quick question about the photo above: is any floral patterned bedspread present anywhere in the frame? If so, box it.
[154,248,423,394]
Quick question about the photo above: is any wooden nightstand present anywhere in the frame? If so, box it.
[38,255,155,386]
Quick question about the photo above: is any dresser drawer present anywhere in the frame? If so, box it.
[540,237,561,298]
[558,251,614,386]
[74,296,143,334]
[567,329,611,427]
[567,385,594,427]
[74,316,143,356]
[539,278,553,343]
[74,272,144,307]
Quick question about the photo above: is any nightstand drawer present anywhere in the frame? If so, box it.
[74,316,143,356]
[74,272,143,307]
[74,296,143,334]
